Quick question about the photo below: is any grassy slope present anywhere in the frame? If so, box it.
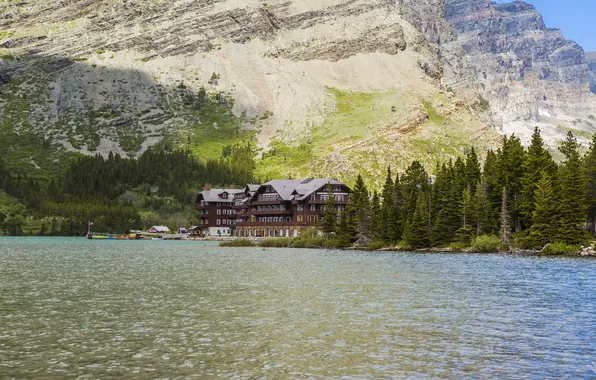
[256,88,500,188]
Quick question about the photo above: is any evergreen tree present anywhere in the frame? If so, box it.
[456,184,473,244]
[500,187,511,248]
[399,161,429,228]
[482,150,501,234]
[431,162,459,246]
[470,180,491,236]
[583,133,596,235]
[380,167,400,243]
[519,127,557,229]
[321,183,337,236]
[497,135,526,232]
[525,171,558,249]
[403,191,431,248]
[465,147,481,193]
[351,174,371,246]
[370,191,381,242]
[557,132,590,244]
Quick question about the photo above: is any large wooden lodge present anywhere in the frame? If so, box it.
[194,179,351,237]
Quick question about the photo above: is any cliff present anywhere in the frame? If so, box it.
[587,52,596,95]
[445,0,596,147]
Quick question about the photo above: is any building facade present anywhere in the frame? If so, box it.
[194,186,245,236]
[231,178,351,238]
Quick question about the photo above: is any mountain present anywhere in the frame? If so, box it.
[1,0,594,186]
[587,52,596,94]
[444,0,596,148]
[0,0,502,186]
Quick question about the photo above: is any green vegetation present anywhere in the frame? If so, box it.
[259,238,291,247]
[470,235,502,253]
[256,88,497,186]
[220,239,256,247]
[293,128,594,254]
[0,144,256,235]
[542,242,581,255]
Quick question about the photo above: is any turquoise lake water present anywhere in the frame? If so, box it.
[0,237,595,378]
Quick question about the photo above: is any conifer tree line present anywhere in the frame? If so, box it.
[322,129,596,250]
[0,143,255,235]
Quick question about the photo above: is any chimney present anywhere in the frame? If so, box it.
[203,183,211,190]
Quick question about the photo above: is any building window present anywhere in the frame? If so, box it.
[310,204,316,211]
[308,215,318,223]
[217,209,221,215]
[310,194,316,201]
[297,215,303,222]
[216,219,221,225]
[222,219,227,225]
[297,204,304,212]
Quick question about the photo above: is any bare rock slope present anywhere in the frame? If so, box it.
[0,0,500,183]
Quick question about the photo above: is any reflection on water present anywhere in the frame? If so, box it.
[0,237,595,378]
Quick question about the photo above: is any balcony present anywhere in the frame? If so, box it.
[251,209,292,215]
[235,221,313,227]
[296,199,350,205]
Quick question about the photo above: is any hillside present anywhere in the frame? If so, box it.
[0,0,501,187]
[1,0,596,188]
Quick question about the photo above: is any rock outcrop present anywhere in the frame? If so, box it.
[587,52,596,95]
[445,0,596,147]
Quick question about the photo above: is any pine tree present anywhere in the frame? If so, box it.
[431,162,459,246]
[352,174,371,246]
[557,132,590,244]
[497,135,526,232]
[321,183,337,236]
[465,147,481,193]
[370,191,381,242]
[482,150,501,234]
[519,127,557,230]
[380,167,400,243]
[500,187,511,248]
[403,191,431,248]
[526,171,558,249]
[456,184,473,244]
[583,133,596,235]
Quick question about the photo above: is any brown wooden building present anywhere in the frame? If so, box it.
[231,178,351,238]
[194,186,245,236]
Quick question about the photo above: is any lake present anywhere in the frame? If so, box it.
[0,237,595,378]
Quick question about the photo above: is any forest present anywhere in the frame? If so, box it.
[318,129,596,253]
[0,143,255,235]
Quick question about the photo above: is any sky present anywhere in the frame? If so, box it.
[495,0,596,52]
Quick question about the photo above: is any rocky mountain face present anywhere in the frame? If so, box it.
[0,0,500,185]
[1,0,594,184]
[444,0,596,147]
[587,52,596,95]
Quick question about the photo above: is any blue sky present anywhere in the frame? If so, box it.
[495,0,596,52]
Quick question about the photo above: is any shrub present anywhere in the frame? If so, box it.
[220,239,255,247]
[542,242,580,255]
[448,241,469,251]
[367,240,386,250]
[259,238,292,248]
[471,235,502,253]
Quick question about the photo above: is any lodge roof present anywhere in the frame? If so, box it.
[197,188,245,203]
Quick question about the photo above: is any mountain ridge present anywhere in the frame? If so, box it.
[1,0,594,185]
